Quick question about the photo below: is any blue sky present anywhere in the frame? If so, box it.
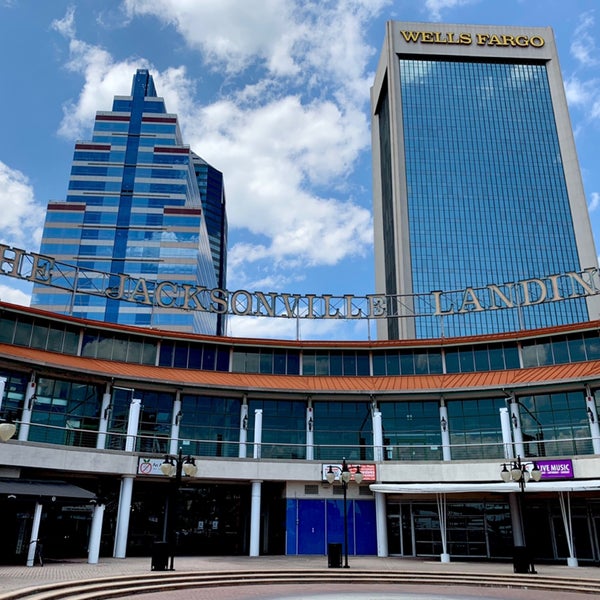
[1,0,600,341]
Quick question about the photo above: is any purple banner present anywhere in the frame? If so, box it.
[536,459,573,480]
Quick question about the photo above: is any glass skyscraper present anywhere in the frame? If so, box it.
[31,70,227,335]
[371,23,600,339]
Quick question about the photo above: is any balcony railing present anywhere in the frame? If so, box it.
[10,420,598,462]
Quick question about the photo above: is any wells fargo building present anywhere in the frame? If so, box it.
[371,23,600,340]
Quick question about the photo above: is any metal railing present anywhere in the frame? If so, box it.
[10,420,598,462]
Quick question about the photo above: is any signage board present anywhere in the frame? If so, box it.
[322,463,376,482]
[536,458,574,480]
[137,457,168,476]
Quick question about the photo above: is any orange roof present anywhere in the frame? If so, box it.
[2,343,600,396]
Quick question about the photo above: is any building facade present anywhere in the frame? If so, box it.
[31,70,227,335]
[2,300,600,566]
[371,23,600,340]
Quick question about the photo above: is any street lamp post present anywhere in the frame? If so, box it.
[160,449,198,570]
[326,459,363,568]
[500,455,541,574]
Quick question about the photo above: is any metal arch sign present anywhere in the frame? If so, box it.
[1,243,600,321]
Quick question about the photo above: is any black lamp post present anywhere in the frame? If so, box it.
[500,455,541,574]
[500,455,541,492]
[160,449,197,570]
[326,459,363,568]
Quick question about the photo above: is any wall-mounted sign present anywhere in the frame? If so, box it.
[322,463,376,482]
[137,457,168,476]
[536,458,574,480]
[400,30,545,48]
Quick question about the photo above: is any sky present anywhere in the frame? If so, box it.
[2,0,600,341]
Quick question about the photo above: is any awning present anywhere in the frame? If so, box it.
[0,479,96,500]
[370,480,600,494]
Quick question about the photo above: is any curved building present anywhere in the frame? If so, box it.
[1,300,600,566]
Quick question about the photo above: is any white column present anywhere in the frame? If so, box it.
[96,385,111,450]
[169,393,182,456]
[374,491,388,557]
[585,392,600,454]
[26,502,43,567]
[306,405,314,460]
[509,398,525,459]
[88,503,105,564]
[372,410,384,463]
[239,402,249,458]
[559,491,579,567]
[18,377,36,442]
[253,409,263,459]
[439,404,451,461]
[437,493,450,563]
[113,476,134,558]
[249,480,262,557]
[0,376,6,410]
[500,407,515,460]
[125,398,142,453]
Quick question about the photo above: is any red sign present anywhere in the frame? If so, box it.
[322,463,376,482]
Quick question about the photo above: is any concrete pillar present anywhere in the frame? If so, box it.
[239,401,249,458]
[372,410,384,463]
[500,407,515,460]
[249,480,262,557]
[96,384,111,450]
[585,390,600,454]
[0,376,6,410]
[509,398,525,459]
[169,393,182,456]
[88,503,105,564]
[113,476,134,558]
[125,398,142,453]
[374,491,388,557]
[253,409,263,459]
[439,403,451,461]
[18,377,36,442]
[306,405,314,460]
[26,502,43,567]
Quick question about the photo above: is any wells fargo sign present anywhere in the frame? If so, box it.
[1,244,599,321]
[400,30,545,48]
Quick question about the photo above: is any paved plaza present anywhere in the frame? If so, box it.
[1,556,600,600]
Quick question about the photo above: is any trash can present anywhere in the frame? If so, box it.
[327,543,342,568]
[151,541,170,571]
[513,545,531,574]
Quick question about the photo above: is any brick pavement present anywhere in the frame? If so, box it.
[1,556,600,599]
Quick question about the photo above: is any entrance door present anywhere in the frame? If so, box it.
[297,500,326,554]
[386,502,414,556]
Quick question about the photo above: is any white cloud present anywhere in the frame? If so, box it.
[589,192,600,211]
[0,283,31,307]
[227,313,372,341]
[424,0,477,21]
[0,161,44,249]
[564,75,594,107]
[123,0,387,91]
[571,11,598,67]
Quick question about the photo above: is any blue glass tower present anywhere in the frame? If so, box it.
[192,153,228,335]
[31,70,227,335]
[371,23,600,339]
